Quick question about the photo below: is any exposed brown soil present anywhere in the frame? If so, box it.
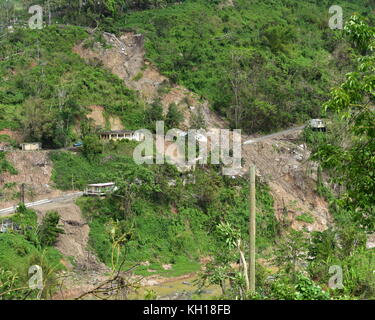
[0,129,22,143]
[73,32,226,130]
[0,30,336,299]
[86,105,124,131]
[73,31,332,231]
[35,200,106,271]
[0,151,67,208]
[32,199,109,300]
[242,130,333,232]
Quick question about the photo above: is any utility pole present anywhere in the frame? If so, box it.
[20,183,25,204]
[47,0,51,25]
[249,165,256,293]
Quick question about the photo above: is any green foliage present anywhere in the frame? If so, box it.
[296,213,314,224]
[308,221,374,299]
[145,99,164,131]
[268,273,330,300]
[2,0,373,301]
[82,134,103,160]
[165,103,183,129]
[38,211,64,247]
[0,25,144,148]
[190,106,206,129]
[0,206,64,299]
[0,134,17,147]
[0,152,17,175]
[50,141,139,190]
[198,221,249,299]
[56,142,278,275]
[273,229,309,279]
[0,268,28,300]
[110,0,373,133]
[311,15,375,230]
[22,0,185,27]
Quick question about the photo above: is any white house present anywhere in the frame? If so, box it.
[99,130,144,142]
[84,182,117,196]
[20,142,42,151]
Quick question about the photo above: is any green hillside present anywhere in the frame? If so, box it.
[109,0,373,132]
[0,0,373,301]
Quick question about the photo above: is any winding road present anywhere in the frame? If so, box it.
[0,125,306,217]
[243,125,305,145]
[0,192,83,217]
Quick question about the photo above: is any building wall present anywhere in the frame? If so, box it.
[22,143,41,151]
[100,132,144,142]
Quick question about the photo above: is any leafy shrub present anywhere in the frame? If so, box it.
[0,152,17,175]
[296,213,314,224]
[269,273,330,300]
[38,212,64,247]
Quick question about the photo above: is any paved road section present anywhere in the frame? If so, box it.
[0,192,83,217]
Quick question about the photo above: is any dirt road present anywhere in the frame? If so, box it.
[243,125,306,145]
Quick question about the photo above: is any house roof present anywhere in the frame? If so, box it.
[20,142,41,145]
[87,182,115,187]
[99,130,134,135]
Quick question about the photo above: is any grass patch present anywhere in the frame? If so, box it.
[296,212,315,224]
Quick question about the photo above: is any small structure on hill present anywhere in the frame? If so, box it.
[99,130,144,142]
[0,219,20,233]
[20,142,42,151]
[84,182,117,196]
[308,119,326,132]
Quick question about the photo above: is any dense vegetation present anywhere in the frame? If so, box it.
[108,0,374,132]
[300,15,375,299]
[0,152,17,175]
[0,25,144,148]
[0,0,373,300]
[0,205,64,299]
[308,15,374,231]
[1,0,374,142]
[51,140,278,276]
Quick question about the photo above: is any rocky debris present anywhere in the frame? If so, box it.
[74,32,227,130]
[162,264,172,270]
[85,105,124,132]
[159,291,192,300]
[142,279,159,286]
[73,31,332,233]
[35,201,107,273]
[62,219,87,227]
[242,130,333,232]
[0,151,67,208]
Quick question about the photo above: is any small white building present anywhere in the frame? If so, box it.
[84,182,117,196]
[20,142,42,151]
[99,130,144,142]
[308,119,326,132]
